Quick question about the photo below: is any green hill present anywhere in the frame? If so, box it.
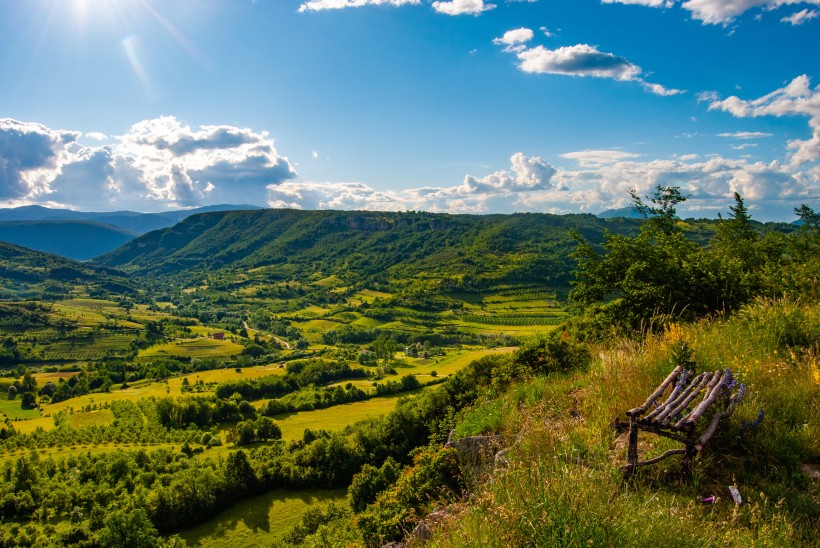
[0,220,136,261]
[0,240,135,299]
[95,209,642,292]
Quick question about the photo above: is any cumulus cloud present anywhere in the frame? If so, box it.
[0,117,296,211]
[493,28,534,48]
[432,0,496,15]
[495,35,684,95]
[462,153,557,192]
[297,0,420,12]
[516,44,642,80]
[261,151,817,220]
[708,75,820,164]
[0,119,80,201]
[602,0,820,25]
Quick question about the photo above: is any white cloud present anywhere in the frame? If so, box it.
[499,40,683,95]
[267,181,406,210]
[560,149,642,167]
[642,82,687,96]
[781,8,820,23]
[493,28,534,49]
[602,0,820,24]
[682,0,820,25]
[4,119,817,221]
[717,131,773,139]
[462,152,557,192]
[516,44,641,80]
[601,0,673,6]
[708,75,820,164]
[0,117,296,211]
[432,0,496,15]
[297,0,420,12]
[0,119,80,201]
[265,150,817,220]
[84,132,108,141]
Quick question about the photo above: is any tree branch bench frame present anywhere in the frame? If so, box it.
[619,365,745,476]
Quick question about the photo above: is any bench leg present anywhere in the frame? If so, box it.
[681,444,697,479]
[626,417,639,476]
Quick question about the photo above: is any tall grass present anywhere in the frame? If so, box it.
[428,298,819,547]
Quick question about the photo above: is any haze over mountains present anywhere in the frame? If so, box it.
[0,204,263,260]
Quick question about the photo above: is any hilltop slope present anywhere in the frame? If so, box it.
[94,209,642,290]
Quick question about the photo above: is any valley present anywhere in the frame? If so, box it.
[0,202,817,547]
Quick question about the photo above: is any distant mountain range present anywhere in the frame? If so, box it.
[0,221,136,261]
[596,207,642,219]
[0,204,264,234]
[0,204,263,260]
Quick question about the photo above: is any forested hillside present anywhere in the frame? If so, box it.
[97,209,757,294]
[0,241,135,299]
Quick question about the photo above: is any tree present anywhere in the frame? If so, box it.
[348,457,401,513]
[629,185,688,235]
[254,417,282,441]
[224,450,257,494]
[372,333,397,363]
[236,420,256,446]
[97,508,159,548]
[21,372,37,394]
[20,392,36,410]
[570,186,732,336]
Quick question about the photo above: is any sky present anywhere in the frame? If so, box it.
[0,0,818,221]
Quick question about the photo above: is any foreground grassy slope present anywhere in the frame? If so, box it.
[428,298,819,547]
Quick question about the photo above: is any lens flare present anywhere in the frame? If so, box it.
[121,35,152,96]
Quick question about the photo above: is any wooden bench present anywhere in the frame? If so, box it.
[619,365,745,476]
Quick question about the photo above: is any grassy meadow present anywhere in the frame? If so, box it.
[179,489,346,547]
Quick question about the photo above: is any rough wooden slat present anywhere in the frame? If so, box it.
[694,389,742,451]
[683,369,731,429]
[644,369,694,421]
[653,372,711,423]
[646,371,703,420]
[674,370,727,429]
[627,365,682,417]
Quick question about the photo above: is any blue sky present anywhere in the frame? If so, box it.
[0,0,818,220]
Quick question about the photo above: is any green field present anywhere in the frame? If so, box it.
[139,338,245,359]
[179,489,346,547]
[272,393,409,440]
[0,398,41,421]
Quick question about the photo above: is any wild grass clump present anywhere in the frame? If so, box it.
[427,298,819,547]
